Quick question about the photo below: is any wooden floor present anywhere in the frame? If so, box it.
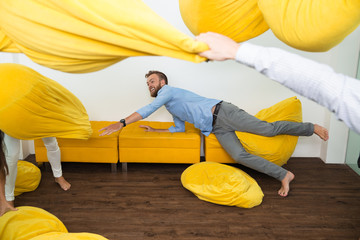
[15,156,360,240]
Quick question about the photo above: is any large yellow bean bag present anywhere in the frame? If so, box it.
[0,206,68,240]
[0,206,110,240]
[179,0,269,42]
[14,160,41,196]
[205,96,302,166]
[258,0,360,51]
[30,232,109,240]
[0,0,208,73]
[0,63,92,140]
[181,162,264,208]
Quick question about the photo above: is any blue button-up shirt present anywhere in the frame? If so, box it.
[136,85,220,136]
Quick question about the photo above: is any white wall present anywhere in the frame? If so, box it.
[1,1,360,162]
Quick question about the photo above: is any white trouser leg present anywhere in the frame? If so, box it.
[3,134,20,201]
[42,137,62,178]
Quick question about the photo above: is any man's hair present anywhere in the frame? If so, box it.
[145,70,168,85]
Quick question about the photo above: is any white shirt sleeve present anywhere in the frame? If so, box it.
[235,42,360,134]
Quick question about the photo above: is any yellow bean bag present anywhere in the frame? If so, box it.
[30,232,109,240]
[181,162,264,208]
[0,206,68,240]
[14,160,41,196]
[179,0,269,42]
[0,0,208,73]
[205,96,302,166]
[258,0,360,51]
[0,63,92,140]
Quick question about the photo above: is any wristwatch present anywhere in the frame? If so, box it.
[120,119,126,127]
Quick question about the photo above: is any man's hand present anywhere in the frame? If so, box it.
[195,32,240,61]
[99,122,122,136]
[139,125,155,132]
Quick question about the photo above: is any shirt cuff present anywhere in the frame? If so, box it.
[235,42,263,68]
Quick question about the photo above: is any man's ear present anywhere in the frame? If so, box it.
[160,79,166,87]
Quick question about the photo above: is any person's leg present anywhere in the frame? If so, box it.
[214,131,287,180]
[214,131,294,197]
[217,102,315,136]
[42,137,71,191]
[3,134,20,208]
[4,134,20,202]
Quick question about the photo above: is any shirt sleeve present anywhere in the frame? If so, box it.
[168,115,185,133]
[136,87,172,119]
[235,42,360,134]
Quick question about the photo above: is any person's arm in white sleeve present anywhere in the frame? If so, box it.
[196,32,360,134]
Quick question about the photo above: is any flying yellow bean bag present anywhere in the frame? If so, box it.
[258,0,360,51]
[0,63,92,140]
[205,96,302,166]
[0,206,68,240]
[179,0,269,42]
[14,160,41,197]
[181,162,264,208]
[0,0,208,73]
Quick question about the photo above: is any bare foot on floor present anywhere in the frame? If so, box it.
[55,176,71,191]
[0,200,17,216]
[314,124,329,141]
[278,171,295,197]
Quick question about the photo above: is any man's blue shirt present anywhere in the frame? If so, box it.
[136,85,220,136]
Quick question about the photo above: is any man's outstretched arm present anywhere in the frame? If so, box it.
[99,112,143,136]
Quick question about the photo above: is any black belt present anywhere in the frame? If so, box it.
[212,101,223,126]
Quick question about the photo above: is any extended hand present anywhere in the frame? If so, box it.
[99,122,122,136]
[139,125,155,132]
[196,32,240,61]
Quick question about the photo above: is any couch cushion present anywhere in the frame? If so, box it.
[119,121,201,163]
[119,121,200,149]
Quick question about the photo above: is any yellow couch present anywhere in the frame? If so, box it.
[34,121,120,172]
[118,121,201,171]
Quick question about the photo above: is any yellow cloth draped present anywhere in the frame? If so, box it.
[0,0,208,73]
[0,63,92,140]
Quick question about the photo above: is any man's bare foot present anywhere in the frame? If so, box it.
[0,200,17,216]
[278,171,295,197]
[314,124,329,141]
[55,176,71,191]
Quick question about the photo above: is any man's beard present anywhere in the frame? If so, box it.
[150,84,161,97]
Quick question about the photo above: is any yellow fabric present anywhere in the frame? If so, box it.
[0,63,92,140]
[0,206,68,240]
[14,160,41,196]
[181,162,263,208]
[0,30,20,52]
[205,96,302,166]
[30,232,109,240]
[258,0,360,51]
[119,121,201,163]
[179,0,269,42]
[0,0,208,73]
[34,121,119,163]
